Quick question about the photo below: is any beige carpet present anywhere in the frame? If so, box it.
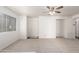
[1,38,79,53]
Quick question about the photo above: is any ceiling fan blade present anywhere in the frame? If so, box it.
[55,11,61,13]
[47,6,54,11]
[56,6,63,9]
[47,6,50,9]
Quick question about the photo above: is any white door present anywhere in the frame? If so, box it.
[75,19,79,39]
[56,19,64,37]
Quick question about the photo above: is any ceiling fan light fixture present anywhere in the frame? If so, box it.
[49,11,55,15]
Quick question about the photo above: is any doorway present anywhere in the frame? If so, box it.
[75,18,79,39]
[56,19,64,38]
[27,16,39,39]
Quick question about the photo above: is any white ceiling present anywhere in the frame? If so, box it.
[7,6,79,16]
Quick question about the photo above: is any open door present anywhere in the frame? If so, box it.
[75,18,79,39]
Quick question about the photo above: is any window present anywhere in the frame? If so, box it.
[0,14,16,32]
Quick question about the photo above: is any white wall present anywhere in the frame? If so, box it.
[0,7,19,50]
[19,16,27,39]
[27,16,39,37]
[39,16,56,38]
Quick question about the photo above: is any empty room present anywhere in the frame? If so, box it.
[0,6,79,53]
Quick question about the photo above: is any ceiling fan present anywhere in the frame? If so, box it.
[46,6,63,15]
